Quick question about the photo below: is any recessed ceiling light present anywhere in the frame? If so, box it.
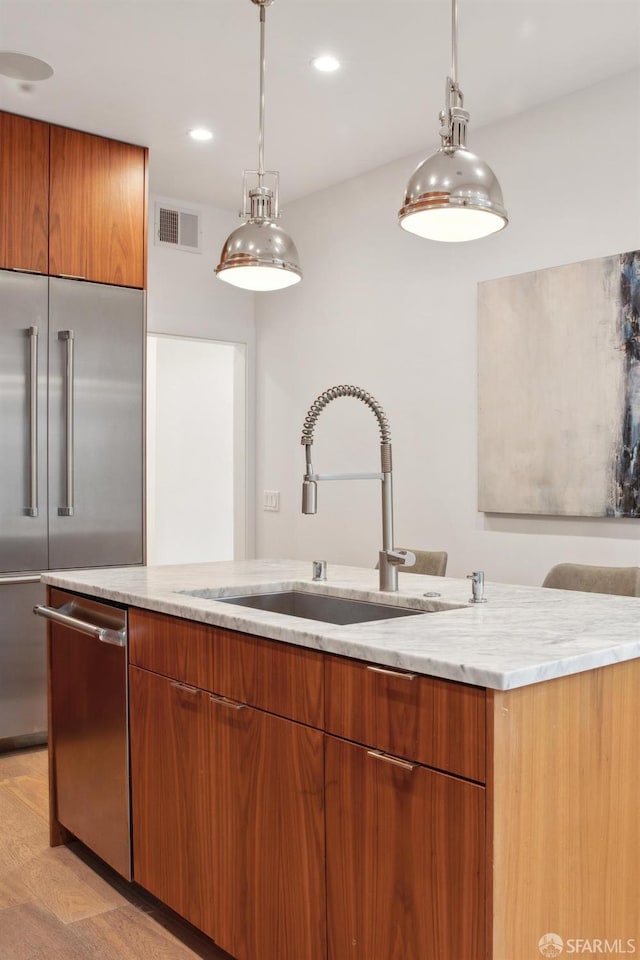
[312,55,340,74]
[189,128,213,142]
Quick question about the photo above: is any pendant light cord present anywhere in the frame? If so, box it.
[258,4,266,184]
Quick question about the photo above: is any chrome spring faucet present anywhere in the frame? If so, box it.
[300,385,415,592]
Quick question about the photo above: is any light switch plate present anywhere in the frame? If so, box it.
[263,490,280,512]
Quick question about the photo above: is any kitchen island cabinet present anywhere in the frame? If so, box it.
[129,608,326,960]
[128,608,486,960]
[129,665,211,932]
[42,561,640,960]
[325,734,485,960]
[324,652,486,960]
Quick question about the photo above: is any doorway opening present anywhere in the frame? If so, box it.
[147,335,247,565]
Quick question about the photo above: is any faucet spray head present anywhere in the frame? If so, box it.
[302,479,317,514]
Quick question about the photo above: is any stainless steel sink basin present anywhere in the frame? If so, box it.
[211,590,427,625]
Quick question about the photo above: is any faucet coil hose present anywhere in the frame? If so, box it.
[301,385,392,445]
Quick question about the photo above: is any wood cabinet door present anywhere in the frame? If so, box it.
[129,666,212,931]
[0,112,49,272]
[204,696,326,960]
[325,735,486,960]
[49,126,146,288]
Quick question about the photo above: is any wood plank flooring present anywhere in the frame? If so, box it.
[0,747,229,960]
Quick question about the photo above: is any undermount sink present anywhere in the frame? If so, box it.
[217,591,424,625]
[183,588,450,625]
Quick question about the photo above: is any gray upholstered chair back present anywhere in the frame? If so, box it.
[542,563,640,597]
[375,549,447,577]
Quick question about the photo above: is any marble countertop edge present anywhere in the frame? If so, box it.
[41,560,640,691]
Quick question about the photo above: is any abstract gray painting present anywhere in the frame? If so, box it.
[478,250,640,517]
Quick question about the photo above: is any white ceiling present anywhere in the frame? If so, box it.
[0,0,639,211]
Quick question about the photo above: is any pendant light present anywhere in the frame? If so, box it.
[216,0,301,291]
[398,0,508,242]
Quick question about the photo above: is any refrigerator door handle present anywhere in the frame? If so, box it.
[58,330,75,517]
[26,326,39,517]
[0,574,42,585]
[34,603,126,647]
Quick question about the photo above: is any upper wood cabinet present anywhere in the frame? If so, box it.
[0,112,49,273]
[49,126,147,288]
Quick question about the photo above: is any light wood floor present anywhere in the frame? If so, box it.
[0,747,229,960]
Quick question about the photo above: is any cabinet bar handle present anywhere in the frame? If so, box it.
[170,681,200,696]
[0,574,41,586]
[58,330,74,516]
[34,603,126,646]
[367,749,415,771]
[366,665,417,680]
[209,694,246,711]
[57,273,86,281]
[25,326,39,517]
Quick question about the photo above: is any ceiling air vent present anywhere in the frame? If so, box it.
[154,202,202,254]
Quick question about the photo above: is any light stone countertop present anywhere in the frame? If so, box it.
[41,558,640,690]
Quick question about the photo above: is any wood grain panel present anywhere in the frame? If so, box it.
[4,775,49,822]
[0,744,47,779]
[490,658,640,960]
[0,111,49,272]
[325,654,486,781]
[0,747,228,960]
[129,607,324,726]
[46,612,73,850]
[129,666,211,932]
[0,869,35,911]
[204,699,326,960]
[48,595,129,879]
[0,902,89,960]
[0,783,49,877]
[70,903,229,960]
[49,126,146,287]
[17,845,125,924]
[129,608,215,690]
[214,628,324,727]
[326,735,486,960]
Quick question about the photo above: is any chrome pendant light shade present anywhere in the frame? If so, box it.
[398,0,508,242]
[216,219,301,291]
[216,0,302,291]
[399,146,507,242]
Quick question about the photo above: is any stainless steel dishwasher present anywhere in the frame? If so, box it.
[35,587,131,879]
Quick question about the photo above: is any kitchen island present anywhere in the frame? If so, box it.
[42,560,640,960]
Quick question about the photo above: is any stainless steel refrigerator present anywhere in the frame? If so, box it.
[0,271,144,749]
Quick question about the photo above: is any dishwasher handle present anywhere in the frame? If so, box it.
[34,603,126,647]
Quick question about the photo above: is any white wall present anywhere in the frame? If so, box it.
[148,197,255,344]
[254,70,640,586]
[147,196,256,558]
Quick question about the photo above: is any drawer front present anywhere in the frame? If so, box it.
[325,656,486,782]
[129,608,324,728]
[129,608,215,690]
[213,630,324,729]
